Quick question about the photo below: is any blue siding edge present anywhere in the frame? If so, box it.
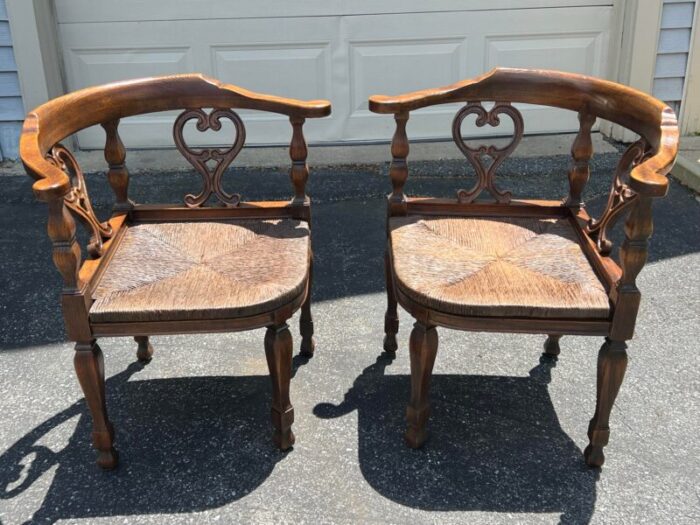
[0,121,22,159]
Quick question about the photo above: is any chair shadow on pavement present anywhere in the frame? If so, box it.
[314,353,598,525]
[0,355,310,524]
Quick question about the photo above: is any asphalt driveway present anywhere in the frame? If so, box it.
[0,149,698,524]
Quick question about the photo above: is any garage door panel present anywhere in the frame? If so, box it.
[342,7,610,141]
[64,45,198,149]
[485,33,603,74]
[342,12,474,141]
[55,1,613,23]
[212,43,332,112]
[59,18,339,148]
[56,4,612,147]
[68,47,195,89]
[349,38,465,116]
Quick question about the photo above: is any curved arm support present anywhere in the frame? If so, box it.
[628,108,679,197]
[22,115,72,202]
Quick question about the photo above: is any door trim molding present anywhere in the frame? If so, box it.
[7,0,65,114]
[600,0,664,142]
[680,1,700,135]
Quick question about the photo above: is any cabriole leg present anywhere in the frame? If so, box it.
[405,322,438,448]
[584,338,628,467]
[544,334,562,358]
[134,335,154,362]
[383,251,399,354]
[299,257,315,357]
[265,323,295,450]
[74,340,117,469]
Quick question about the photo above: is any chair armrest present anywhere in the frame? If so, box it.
[21,114,72,202]
[217,79,331,119]
[628,108,679,198]
[368,71,495,114]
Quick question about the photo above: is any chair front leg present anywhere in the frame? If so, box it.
[299,256,315,357]
[405,322,438,448]
[74,340,118,469]
[383,251,399,354]
[265,323,295,450]
[134,335,154,362]
[584,338,628,467]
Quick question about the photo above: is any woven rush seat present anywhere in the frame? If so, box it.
[90,218,310,323]
[389,215,610,319]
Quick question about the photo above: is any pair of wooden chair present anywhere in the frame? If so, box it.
[21,68,678,471]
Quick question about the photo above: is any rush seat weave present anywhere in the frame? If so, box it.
[90,219,310,323]
[389,215,610,319]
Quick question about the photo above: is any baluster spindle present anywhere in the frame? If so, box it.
[102,119,133,211]
[389,112,409,215]
[289,116,309,207]
[565,110,596,207]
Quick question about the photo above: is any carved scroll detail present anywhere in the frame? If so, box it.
[586,140,650,255]
[46,144,113,258]
[173,108,246,207]
[452,102,523,204]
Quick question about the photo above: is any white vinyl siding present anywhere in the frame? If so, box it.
[653,0,696,114]
[0,0,21,159]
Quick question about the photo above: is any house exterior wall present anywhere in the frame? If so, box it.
[4,0,700,156]
[653,0,696,115]
[52,0,614,149]
[0,0,23,160]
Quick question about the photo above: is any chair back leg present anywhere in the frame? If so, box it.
[543,334,562,358]
[299,256,315,357]
[134,335,154,362]
[383,251,399,354]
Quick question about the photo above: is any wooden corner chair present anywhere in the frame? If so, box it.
[369,67,679,468]
[20,74,331,469]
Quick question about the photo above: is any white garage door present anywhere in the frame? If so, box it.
[54,0,613,149]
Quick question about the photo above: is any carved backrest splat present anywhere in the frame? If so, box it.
[565,110,596,207]
[45,144,113,258]
[451,101,523,204]
[586,139,651,255]
[173,108,246,208]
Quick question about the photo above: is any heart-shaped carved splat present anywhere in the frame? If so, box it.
[173,108,246,207]
[452,102,524,203]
